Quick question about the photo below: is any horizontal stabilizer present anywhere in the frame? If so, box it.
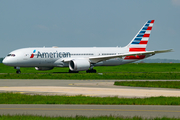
[153,49,173,54]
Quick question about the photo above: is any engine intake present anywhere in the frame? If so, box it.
[69,59,90,71]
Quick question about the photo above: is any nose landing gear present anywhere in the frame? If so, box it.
[14,67,21,74]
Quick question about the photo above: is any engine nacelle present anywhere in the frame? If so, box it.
[69,59,90,71]
[35,67,54,71]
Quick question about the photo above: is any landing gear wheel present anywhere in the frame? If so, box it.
[86,69,96,73]
[14,67,21,74]
[16,70,21,74]
[69,69,79,73]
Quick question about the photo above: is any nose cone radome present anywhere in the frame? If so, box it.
[2,58,8,65]
[2,57,17,66]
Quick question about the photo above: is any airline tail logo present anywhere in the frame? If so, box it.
[30,50,36,58]
[129,20,154,52]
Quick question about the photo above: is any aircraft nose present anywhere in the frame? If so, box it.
[2,58,8,65]
[2,57,17,66]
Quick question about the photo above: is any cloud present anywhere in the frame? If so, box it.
[172,0,180,6]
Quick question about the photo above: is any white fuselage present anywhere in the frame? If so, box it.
[3,47,149,68]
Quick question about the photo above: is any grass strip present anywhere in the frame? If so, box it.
[1,72,180,79]
[114,81,180,89]
[1,93,180,105]
[1,63,180,73]
[1,63,180,79]
[0,115,180,120]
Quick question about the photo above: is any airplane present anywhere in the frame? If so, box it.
[2,20,172,74]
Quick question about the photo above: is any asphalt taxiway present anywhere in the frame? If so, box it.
[0,104,180,118]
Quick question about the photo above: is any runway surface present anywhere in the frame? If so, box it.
[0,104,180,118]
[0,79,180,118]
[0,79,180,98]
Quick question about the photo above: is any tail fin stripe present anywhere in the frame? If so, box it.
[137,35,144,37]
[142,26,152,30]
[143,34,150,37]
[127,20,155,52]
[132,41,149,44]
[145,31,151,34]
[147,27,152,30]
[135,38,142,40]
[142,27,148,30]
[132,42,140,44]
[134,40,141,42]
[147,20,154,23]
[130,45,147,48]
[140,31,146,33]
[139,41,148,44]
[129,48,146,52]
[150,20,155,23]
[141,38,148,40]
[149,24,153,26]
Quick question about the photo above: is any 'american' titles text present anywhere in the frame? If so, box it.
[37,51,71,58]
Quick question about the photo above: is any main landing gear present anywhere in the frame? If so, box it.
[68,69,97,73]
[86,66,96,73]
[14,67,21,74]
[86,69,96,73]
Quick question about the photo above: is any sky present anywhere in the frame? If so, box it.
[0,0,180,59]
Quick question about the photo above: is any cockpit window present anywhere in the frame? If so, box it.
[7,54,15,57]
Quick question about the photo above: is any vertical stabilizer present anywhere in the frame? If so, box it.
[126,20,155,52]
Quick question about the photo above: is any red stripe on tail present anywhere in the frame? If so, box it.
[147,27,152,30]
[129,48,146,52]
[139,41,148,44]
[143,34,150,37]
[151,20,155,23]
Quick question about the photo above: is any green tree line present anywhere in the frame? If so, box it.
[0,58,3,63]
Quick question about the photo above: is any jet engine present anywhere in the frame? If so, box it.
[35,67,54,71]
[69,59,90,71]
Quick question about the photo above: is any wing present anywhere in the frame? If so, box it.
[62,49,173,63]
[89,49,173,63]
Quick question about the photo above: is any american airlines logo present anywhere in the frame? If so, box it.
[30,50,36,58]
[30,50,71,58]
